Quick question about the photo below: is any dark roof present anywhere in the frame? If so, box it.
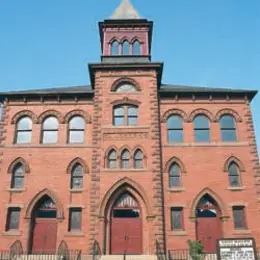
[161,84,257,94]
[0,83,257,101]
[0,85,93,96]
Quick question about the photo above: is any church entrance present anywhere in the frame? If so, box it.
[110,192,142,255]
[195,194,222,253]
[30,196,58,253]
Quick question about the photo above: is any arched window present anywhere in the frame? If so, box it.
[220,115,237,142]
[11,163,24,189]
[115,83,137,93]
[122,41,130,55]
[111,41,119,55]
[108,149,117,169]
[121,149,130,169]
[113,105,138,126]
[134,149,144,169]
[42,116,58,144]
[16,117,32,144]
[71,163,83,189]
[68,116,85,143]
[167,115,183,143]
[194,115,210,142]
[169,163,181,188]
[228,163,241,187]
[133,40,141,55]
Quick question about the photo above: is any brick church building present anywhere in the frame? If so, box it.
[0,0,259,256]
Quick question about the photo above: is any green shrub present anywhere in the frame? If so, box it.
[187,240,205,260]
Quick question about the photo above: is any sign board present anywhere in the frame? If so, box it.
[217,238,257,260]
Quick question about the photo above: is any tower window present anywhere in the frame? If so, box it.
[122,41,130,55]
[134,149,144,169]
[113,105,138,126]
[133,40,141,55]
[121,149,130,169]
[111,41,119,55]
[108,149,117,169]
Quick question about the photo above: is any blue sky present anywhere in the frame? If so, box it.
[0,0,259,154]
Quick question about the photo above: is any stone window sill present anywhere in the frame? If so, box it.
[169,231,188,236]
[167,188,185,193]
[227,187,245,191]
[164,142,248,147]
[233,229,251,235]
[103,169,148,172]
[8,188,26,193]
[2,231,21,236]
[64,232,85,237]
[69,189,86,193]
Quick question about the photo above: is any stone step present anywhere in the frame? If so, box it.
[100,255,157,260]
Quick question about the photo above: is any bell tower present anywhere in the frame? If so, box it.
[99,0,153,62]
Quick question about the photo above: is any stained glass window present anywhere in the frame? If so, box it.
[228,163,241,187]
[71,164,83,189]
[11,163,24,189]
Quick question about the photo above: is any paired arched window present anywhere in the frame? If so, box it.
[169,163,181,188]
[68,116,85,143]
[11,163,25,189]
[108,149,117,169]
[121,149,130,169]
[194,115,210,142]
[113,105,138,126]
[167,115,183,143]
[134,149,144,169]
[220,115,237,142]
[228,162,241,187]
[71,163,84,189]
[111,41,119,55]
[133,40,141,55]
[42,116,59,144]
[15,117,32,144]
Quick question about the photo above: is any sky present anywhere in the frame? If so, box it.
[0,0,259,154]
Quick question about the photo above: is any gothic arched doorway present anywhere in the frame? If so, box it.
[195,194,222,253]
[110,192,142,255]
[29,195,58,253]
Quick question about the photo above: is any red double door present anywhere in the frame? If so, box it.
[111,217,142,254]
[31,219,58,254]
[196,217,222,253]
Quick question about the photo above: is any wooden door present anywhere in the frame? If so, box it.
[111,217,142,254]
[196,217,222,252]
[31,219,58,254]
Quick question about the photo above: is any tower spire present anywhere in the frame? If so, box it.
[110,0,141,20]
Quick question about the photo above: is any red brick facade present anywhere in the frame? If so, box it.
[0,0,259,256]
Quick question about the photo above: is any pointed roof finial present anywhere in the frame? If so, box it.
[110,0,141,20]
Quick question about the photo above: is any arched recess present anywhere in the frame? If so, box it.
[99,177,153,218]
[111,78,141,92]
[109,37,121,44]
[189,188,229,219]
[25,189,64,219]
[119,145,132,156]
[215,109,242,123]
[38,110,63,124]
[161,109,188,123]
[189,109,215,122]
[11,110,38,124]
[224,156,245,172]
[67,157,89,174]
[8,157,30,174]
[163,157,186,173]
[10,240,23,254]
[57,240,69,259]
[64,110,92,124]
